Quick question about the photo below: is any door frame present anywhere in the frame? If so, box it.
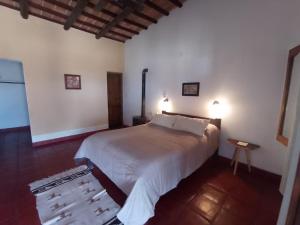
[286,155,300,225]
[107,72,123,129]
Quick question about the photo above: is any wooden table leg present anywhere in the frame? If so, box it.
[233,149,240,175]
[231,148,237,166]
[245,149,251,172]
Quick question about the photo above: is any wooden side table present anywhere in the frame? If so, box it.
[228,138,260,175]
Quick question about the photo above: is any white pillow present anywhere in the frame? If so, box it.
[173,115,209,136]
[150,114,176,129]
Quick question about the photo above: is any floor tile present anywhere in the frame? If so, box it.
[200,184,227,204]
[178,208,210,225]
[213,208,252,225]
[222,196,255,221]
[189,194,221,221]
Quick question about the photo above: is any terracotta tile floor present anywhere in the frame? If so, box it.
[0,129,282,225]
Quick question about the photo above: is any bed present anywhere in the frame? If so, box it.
[75,111,221,225]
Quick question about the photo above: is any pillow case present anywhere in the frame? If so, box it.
[173,115,209,136]
[205,123,220,150]
[150,114,176,129]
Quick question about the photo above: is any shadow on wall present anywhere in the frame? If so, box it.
[0,58,30,129]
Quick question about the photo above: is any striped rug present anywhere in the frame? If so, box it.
[29,165,123,225]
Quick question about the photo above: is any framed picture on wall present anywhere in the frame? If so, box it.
[64,74,81,90]
[182,82,200,96]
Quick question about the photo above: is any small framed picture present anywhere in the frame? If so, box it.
[182,82,200,96]
[64,74,81,90]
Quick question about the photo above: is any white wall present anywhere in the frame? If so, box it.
[124,0,300,174]
[0,59,29,129]
[0,7,124,142]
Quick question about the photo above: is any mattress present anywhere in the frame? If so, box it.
[75,123,219,225]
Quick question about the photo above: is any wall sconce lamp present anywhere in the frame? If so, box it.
[161,97,170,112]
[211,100,222,119]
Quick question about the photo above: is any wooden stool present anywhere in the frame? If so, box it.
[228,138,260,175]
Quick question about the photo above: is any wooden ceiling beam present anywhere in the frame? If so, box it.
[95,0,146,39]
[26,1,129,41]
[19,0,29,19]
[145,0,169,16]
[73,0,147,29]
[95,0,109,11]
[103,35,125,42]
[44,0,139,35]
[168,0,183,8]
[108,1,157,24]
[4,0,181,42]
[116,25,138,35]
[64,0,89,30]
[100,9,147,29]
[109,30,131,39]
[133,11,157,23]
[81,11,139,35]
[96,7,133,39]
[96,0,145,39]
[77,18,131,39]
[0,2,125,43]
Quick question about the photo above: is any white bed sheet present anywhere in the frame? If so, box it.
[75,124,219,225]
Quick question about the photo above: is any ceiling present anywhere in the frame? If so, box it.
[0,0,187,43]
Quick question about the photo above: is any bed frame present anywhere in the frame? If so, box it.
[162,111,221,130]
[79,111,221,207]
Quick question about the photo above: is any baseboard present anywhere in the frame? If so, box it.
[0,125,30,133]
[218,156,282,185]
[32,124,109,147]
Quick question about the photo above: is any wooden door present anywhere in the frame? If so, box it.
[107,72,123,129]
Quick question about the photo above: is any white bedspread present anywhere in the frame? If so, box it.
[75,124,219,225]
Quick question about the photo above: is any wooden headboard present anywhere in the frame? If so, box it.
[162,111,221,130]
